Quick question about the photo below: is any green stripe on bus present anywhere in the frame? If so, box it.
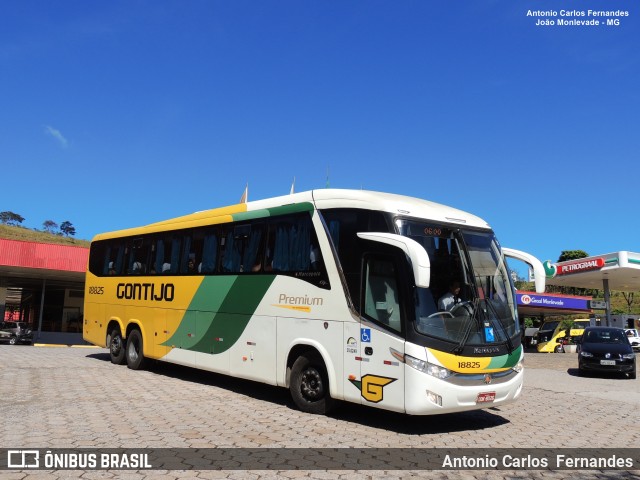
[163,275,276,354]
[231,202,314,222]
[487,345,522,369]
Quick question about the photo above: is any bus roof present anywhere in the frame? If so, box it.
[92,189,491,241]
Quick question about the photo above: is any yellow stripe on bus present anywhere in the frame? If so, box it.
[272,304,312,313]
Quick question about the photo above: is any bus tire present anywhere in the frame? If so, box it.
[290,353,334,415]
[109,329,126,365]
[126,329,146,370]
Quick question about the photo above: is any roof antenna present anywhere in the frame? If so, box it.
[290,176,295,195]
[326,166,330,188]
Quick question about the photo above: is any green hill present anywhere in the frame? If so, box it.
[0,224,90,247]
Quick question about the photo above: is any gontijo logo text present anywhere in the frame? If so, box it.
[116,283,175,301]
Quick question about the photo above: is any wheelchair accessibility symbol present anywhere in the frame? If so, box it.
[361,328,371,343]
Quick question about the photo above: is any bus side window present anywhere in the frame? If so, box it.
[88,242,108,276]
[122,237,150,275]
[243,224,264,272]
[363,256,402,334]
[270,217,311,271]
[169,237,181,274]
[154,236,180,274]
[103,242,124,276]
[200,232,218,273]
[153,238,166,274]
[221,230,242,272]
[179,233,193,273]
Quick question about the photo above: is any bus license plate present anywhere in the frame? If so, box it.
[600,360,616,366]
[476,392,496,403]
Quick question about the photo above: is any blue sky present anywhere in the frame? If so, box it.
[1,1,638,275]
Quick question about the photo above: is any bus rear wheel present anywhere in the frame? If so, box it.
[109,329,126,365]
[126,329,146,370]
[290,353,334,415]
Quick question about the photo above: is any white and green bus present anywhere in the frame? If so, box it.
[84,189,545,415]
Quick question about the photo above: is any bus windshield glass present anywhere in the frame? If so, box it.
[396,219,518,349]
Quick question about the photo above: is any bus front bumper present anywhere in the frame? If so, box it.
[404,365,524,415]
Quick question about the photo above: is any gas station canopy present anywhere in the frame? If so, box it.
[542,251,640,323]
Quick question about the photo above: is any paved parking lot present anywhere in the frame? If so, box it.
[0,345,638,479]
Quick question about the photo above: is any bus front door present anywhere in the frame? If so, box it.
[357,254,406,413]
[358,325,405,413]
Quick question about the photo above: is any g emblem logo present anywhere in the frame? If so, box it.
[349,374,396,403]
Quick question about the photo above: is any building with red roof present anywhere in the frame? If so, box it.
[0,238,88,344]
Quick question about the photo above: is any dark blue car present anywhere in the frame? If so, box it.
[578,327,636,379]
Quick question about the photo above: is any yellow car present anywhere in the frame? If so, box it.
[535,319,591,353]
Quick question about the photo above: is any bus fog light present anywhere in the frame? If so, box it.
[426,390,442,406]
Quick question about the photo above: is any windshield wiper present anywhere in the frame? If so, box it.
[451,297,480,354]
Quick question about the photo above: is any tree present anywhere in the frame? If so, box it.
[557,250,589,262]
[42,220,59,234]
[60,221,76,237]
[0,211,25,226]
[623,292,635,314]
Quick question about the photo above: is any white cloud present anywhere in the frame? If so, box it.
[44,125,69,148]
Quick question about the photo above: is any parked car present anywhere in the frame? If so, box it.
[0,321,33,345]
[624,328,640,352]
[577,327,636,379]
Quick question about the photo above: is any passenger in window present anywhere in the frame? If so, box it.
[162,262,171,273]
[187,258,197,273]
[263,246,273,272]
[108,262,116,275]
[438,281,461,312]
[310,244,321,270]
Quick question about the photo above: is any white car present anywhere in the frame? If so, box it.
[625,329,640,351]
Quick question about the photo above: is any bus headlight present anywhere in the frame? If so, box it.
[405,354,426,372]
[512,360,524,373]
[405,354,452,379]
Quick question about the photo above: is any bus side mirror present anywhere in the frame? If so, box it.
[502,247,546,294]
[356,232,431,288]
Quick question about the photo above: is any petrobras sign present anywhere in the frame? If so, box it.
[543,258,605,278]
[517,293,590,311]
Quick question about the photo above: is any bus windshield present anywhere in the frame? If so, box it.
[396,219,518,350]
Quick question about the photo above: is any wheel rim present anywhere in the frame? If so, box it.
[128,338,139,363]
[111,336,122,356]
[300,367,323,401]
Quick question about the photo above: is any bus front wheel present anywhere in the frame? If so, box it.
[290,353,334,415]
[126,329,146,370]
[109,329,126,365]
